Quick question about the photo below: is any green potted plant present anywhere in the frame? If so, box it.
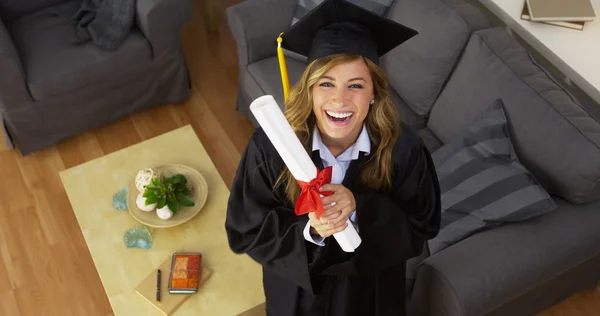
[139,174,195,220]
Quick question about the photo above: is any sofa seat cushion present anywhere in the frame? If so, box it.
[9,7,152,100]
[428,27,600,204]
[409,198,600,316]
[381,0,485,117]
[247,56,306,111]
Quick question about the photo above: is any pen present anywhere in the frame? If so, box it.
[157,269,161,302]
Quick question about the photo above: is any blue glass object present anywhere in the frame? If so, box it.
[123,226,153,250]
[112,187,128,211]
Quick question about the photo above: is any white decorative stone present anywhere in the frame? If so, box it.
[136,168,157,193]
[157,205,173,220]
[136,193,156,212]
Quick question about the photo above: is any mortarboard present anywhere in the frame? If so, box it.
[276,0,418,101]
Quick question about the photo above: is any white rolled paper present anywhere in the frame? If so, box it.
[249,95,362,252]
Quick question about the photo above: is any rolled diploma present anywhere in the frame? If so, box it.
[249,95,361,252]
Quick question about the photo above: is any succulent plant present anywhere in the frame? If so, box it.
[142,174,195,214]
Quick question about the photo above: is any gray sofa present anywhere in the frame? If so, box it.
[227,0,600,315]
[0,0,192,155]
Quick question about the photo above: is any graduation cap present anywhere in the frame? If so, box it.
[276,0,418,101]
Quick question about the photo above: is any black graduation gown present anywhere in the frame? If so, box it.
[225,124,441,316]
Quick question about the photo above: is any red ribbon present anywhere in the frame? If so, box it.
[295,166,334,219]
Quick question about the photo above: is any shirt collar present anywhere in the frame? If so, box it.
[311,124,371,161]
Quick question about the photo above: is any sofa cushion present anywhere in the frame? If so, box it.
[441,0,493,30]
[428,27,600,204]
[390,87,425,130]
[290,0,393,25]
[409,198,600,316]
[380,0,479,118]
[9,7,152,100]
[247,56,306,112]
[428,99,556,254]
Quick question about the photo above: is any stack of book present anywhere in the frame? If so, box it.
[520,0,596,30]
[135,252,211,315]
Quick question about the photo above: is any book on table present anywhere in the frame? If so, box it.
[526,0,595,22]
[521,0,589,30]
[135,251,211,315]
[168,252,203,294]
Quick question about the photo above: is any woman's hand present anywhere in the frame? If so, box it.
[308,184,356,238]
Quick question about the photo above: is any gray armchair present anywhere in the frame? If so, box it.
[227,0,299,126]
[0,0,192,155]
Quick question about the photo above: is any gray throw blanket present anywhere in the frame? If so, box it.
[51,0,136,51]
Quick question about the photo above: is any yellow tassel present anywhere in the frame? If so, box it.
[277,32,290,102]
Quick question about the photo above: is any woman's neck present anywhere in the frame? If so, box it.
[320,128,361,158]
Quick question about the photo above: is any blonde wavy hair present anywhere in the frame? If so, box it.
[275,53,402,205]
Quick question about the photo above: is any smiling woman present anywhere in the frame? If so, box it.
[225,0,442,315]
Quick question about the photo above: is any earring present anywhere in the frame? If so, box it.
[369,99,375,105]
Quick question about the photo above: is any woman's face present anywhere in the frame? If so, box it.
[312,58,374,144]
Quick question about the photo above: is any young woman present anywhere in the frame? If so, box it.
[226,1,441,315]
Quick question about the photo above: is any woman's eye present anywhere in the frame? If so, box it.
[350,84,364,89]
[320,82,333,87]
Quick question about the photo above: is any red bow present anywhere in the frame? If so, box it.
[295,166,334,219]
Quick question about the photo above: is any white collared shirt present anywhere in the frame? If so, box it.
[303,124,371,246]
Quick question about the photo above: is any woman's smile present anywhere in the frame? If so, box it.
[324,109,354,126]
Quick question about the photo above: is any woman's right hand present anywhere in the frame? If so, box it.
[308,210,349,238]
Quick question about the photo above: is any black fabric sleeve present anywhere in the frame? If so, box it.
[225,130,320,293]
[390,136,442,255]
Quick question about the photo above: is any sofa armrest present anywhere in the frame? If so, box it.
[136,0,193,59]
[0,18,31,111]
[226,0,296,69]
[409,198,600,316]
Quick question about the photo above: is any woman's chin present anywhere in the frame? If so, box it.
[322,124,355,140]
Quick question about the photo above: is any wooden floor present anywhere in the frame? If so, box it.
[0,0,598,315]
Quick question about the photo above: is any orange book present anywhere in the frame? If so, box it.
[168,252,203,294]
[135,252,211,315]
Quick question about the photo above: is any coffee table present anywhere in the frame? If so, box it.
[59,125,265,315]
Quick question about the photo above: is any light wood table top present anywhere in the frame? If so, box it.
[59,125,265,315]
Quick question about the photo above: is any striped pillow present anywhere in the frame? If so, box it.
[428,99,556,254]
[290,0,394,25]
